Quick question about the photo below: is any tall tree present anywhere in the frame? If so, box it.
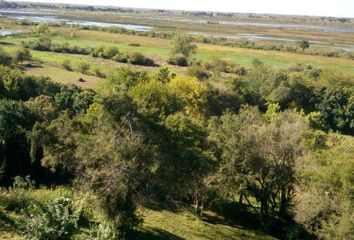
[209,106,308,227]
[170,32,197,59]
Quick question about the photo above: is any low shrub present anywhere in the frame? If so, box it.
[23,197,81,240]
[77,62,91,74]
[62,59,73,71]
[126,52,154,66]
[128,43,141,47]
[168,53,189,66]
[0,176,35,213]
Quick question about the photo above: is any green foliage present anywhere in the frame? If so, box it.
[0,48,13,66]
[152,67,174,83]
[126,52,154,66]
[74,116,147,235]
[106,67,148,94]
[209,107,308,226]
[103,46,120,59]
[36,23,51,35]
[13,48,31,64]
[77,62,91,74]
[170,32,197,58]
[168,76,208,116]
[160,113,213,215]
[23,197,80,240]
[61,59,73,71]
[316,86,354,134]
[129,79,180,121]
[167,53,188,66]
[187,62,210,80]
[295,135,354,239]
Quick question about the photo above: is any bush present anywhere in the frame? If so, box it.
[103,46,120,59]
[126,52,154,66]
[93,67,106,78]
[23,197,81,240]
[112,53,128,63]
[187,64,210,80]
[62,59,73,71]
[14,48,32,64]
[168,53,188,66]
[128,43,141,47]
[87,221,119,240]
[77,62,91,74]
[0,48,12,66]
[0,176,35,213]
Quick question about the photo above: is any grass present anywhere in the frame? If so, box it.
[138,208,278,240]
[24,63,104,89]
[0,186,278,240]
[3,30,354,74]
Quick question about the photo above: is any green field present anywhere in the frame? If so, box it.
[3,28,354,76]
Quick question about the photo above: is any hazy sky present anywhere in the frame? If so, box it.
[12,0,354,18]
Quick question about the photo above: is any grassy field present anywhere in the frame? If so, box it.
[3,29,354,74]
[25,63,103,89]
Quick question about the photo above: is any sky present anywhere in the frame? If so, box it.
[11,0,354,18]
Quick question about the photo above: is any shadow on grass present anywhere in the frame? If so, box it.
[0,42,15,46]
[128,227,185,240]
[208,201,316,240]
[208,201,260,230]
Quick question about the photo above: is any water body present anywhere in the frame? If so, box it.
[0,9,152,31]
[0,29,23,36]
[190,32,354,52]
[218,21,354,33]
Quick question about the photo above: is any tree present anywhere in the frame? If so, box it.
[209,107,308,227]
[0,99,34,184]
[74,115,151,236]
[14,48,32,64]
[0,48,12,66]
[295,134,354,239]
[157,112,213,216]
[298,40,310,51]
[36,23,51,35]
[129,79,180,121]
[168,76,208,116]
[170,32,197,59]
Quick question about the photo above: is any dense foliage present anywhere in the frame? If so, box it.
[0,40,353,239]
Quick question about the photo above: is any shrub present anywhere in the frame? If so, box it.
[103,46,120,59]
[87,221,119,240]
[128,43,141,47]
[14,48,32,64]
[0,48,12,66]
[112,53,128,63]
[77,62,91,74]
[62,59,73,71]
[126,52,154,66]
[23,197,81,240]
[168,53,188,66]
[0,176,35,213]
[93,67,106,78]
[187,64,210,80]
